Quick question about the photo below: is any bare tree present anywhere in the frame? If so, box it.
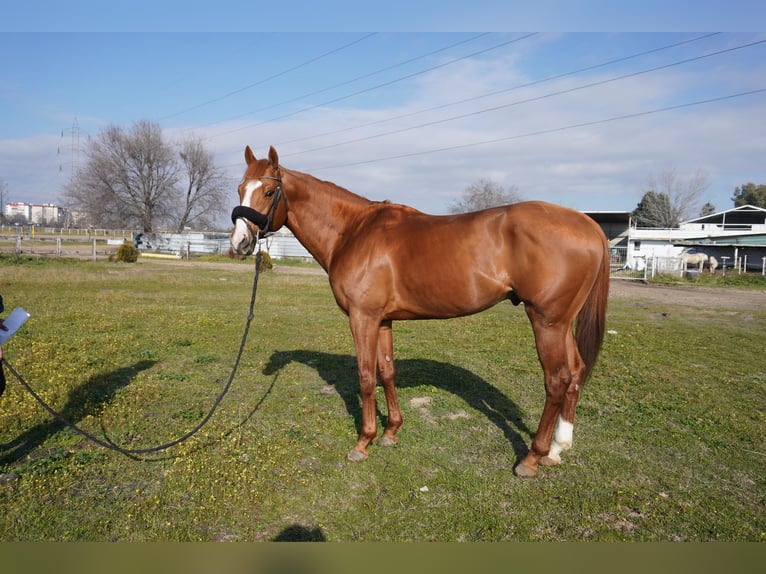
[448,178,521,214]
[65,120,179,232]
[175,136,227,232]
[634,168,710,227]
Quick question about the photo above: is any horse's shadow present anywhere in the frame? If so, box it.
[264,350,533,460]
[0,360,156,466]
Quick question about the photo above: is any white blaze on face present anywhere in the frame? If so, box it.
[547,415,574,463]
[231,180,263,250]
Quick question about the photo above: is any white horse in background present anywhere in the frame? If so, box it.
[682,251,708,273]
[707,255,719,274]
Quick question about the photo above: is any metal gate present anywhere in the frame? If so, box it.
[608,246,683,281]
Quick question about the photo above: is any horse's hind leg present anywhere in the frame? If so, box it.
[515,316,579,478]
[539,328,585,467]
[377,321,402,447]
[539,401,580,468]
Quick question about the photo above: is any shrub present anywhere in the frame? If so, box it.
[115,242,139,263]
[258,250,273,272]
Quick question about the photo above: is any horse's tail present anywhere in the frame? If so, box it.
[575,236,610,385]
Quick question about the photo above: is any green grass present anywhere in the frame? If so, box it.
[650,270,766,289]
[0,256,764,541]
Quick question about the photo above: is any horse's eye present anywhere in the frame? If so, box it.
[265,189,275,198]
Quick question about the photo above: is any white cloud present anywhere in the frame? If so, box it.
[4,33,765,222]
[0,134,70,205]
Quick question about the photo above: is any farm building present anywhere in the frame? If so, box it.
[623,204,766,273]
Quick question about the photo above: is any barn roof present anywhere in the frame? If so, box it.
[683,204,766,226]
[583,211,631,225]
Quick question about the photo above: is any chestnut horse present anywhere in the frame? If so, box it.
[230,146,609,478]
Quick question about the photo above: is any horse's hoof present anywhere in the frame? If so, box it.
[539,454,561,467]
[513,462,539,478]
[379,436,397,447]
[347,449,368,462]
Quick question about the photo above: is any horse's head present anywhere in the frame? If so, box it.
[229,145,288,256]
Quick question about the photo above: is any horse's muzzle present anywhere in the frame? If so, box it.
[230,205,270,255]
[230,219,256,255]
[231,205,269,230]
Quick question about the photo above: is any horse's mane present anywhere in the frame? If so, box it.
[287,168,372,207]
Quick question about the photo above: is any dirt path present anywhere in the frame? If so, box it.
[609,279,766,310]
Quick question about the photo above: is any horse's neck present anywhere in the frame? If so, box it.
[283,169,371,270]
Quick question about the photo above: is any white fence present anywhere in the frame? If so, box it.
[609,246,685,281]
[0,235,122,260]
[134,232,230,257]
[9,230,760,277]
[1,229,316,262]
[134,230,315,261]
[258,231,314,260]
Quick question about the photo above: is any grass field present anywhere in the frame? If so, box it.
[0,255,764,541]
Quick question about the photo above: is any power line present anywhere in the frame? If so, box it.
[59,117,81,182]
[197,32,492,131]
[302,88,766,172]
[288,37,766,158]
[158,33,378,121]
[207,33,539,141]
[274,33,721,148]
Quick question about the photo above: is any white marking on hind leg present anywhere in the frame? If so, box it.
[547,415,574,464]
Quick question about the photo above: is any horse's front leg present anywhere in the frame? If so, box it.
[347,313,380,462]
[377,320,402,447]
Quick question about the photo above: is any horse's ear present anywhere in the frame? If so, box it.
[268,145,279,168]
[244,146,256,165]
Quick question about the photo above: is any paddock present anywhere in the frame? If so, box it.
[0,257,763,541]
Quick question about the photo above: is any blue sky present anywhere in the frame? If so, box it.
[2,3,766,222]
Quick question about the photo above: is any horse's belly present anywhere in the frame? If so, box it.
[384,277,509,320]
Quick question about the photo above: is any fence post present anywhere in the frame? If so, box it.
[16,237,21,255]
[56,238,62,257]
[92,239,97,261]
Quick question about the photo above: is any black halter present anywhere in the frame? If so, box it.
[230,175,286,234]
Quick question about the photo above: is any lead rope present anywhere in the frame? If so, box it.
[0,248,265,458]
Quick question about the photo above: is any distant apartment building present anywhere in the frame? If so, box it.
[3,202,30,221]
[3,202,68,225]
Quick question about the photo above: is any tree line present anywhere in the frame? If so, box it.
[452,169,766,229]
